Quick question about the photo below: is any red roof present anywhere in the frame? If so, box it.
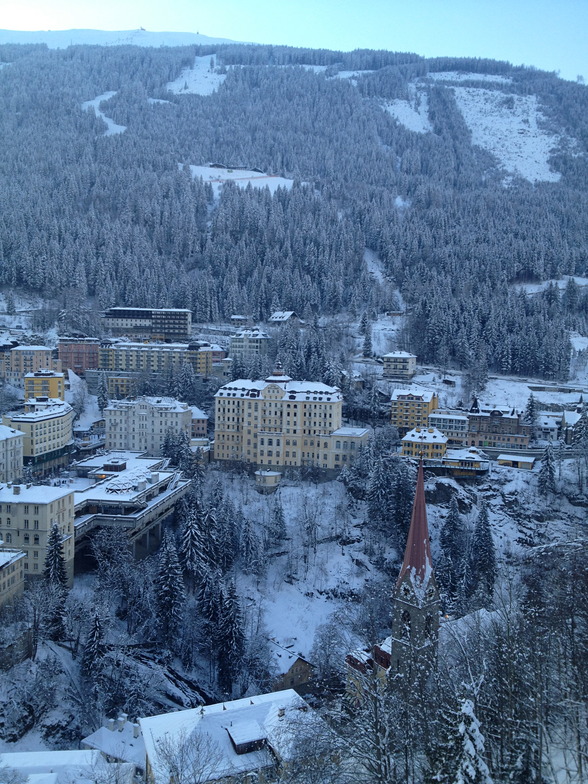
[397,459,433,586]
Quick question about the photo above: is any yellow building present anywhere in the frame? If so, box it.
[382,352,417,379]
[98,340,213,377]
[401,426,448,459]
[214,367,369,470]
[0,546,26,606]
[24,370,66,401]
[3,346,61,387]
[0,484,75,584]
[391,388,438,434]
[3,400,74,473]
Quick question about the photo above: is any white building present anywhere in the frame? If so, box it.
[0,424,24,483]
[229,328,271,361]
[140,689,331,784]
[382,351,417,379]
[104,396,192,455]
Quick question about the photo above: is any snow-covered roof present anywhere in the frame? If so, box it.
[497,454,536,463]
[0,548,25,568]
[190,406,209,420]
[0,424,24,440]
[140,689,324,784]
[105,396,190,412]
[82,721,146,767]
[0,484,73,504]
[429,410,468,422]
[10,345,52,352]
[268,311,297,322]
[444,447,488,462]
[383,351,416,358]
[267,639,312,675]
[216,379,342,402]
[232,328,270,339]
[25,370,64,378]
[104,307,192,314]
[0,750,134,784]
[331,427,369,437]
[562,411,582,426]
[391,387,436,402]
[6,401,72,422]
[402,427,448,444]
[73,451,161,471]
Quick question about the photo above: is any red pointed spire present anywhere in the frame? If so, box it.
[397,459,433,587]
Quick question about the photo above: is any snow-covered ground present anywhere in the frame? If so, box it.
[512,275,588,295]
[166,55,227,96]
[383,84,432,134]
[333,70,373,80]
[147,97,172,106]
[184,164,294,197]
[450,86,562,183]
[81,91,126,136]
[427,71,513,84]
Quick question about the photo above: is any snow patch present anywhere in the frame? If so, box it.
[364,249,386,283]
[384,85,432,134]
[428,71,512,84]
[184,164,294,197]
[166,54,227,96]
[332,70,374,80]
[450,86,562,183]
[147,97,172,105]
[512,275,588,295]
[81,91,126,136]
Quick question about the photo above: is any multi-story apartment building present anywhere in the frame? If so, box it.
[102,307,192,342]
[382,351,417,379]
[97,340,213,377]
[104,396,192,455]
[0,425,24,484]
[2,346,61,386]
[428,409,469,445]
[57,337,100,377]
[24,370,66,401]
[229,328,271,361]
[467,408,531,449]
[390,388,439,435]
[214,366,369,470]
[0,545,26,607]
[401,426,448,459]
[3,400,75,473]
[190,406,209,438]
[0,484,75,583]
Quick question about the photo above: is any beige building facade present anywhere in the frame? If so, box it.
[104,396,192,454]
[391,388,439,434]
[0,425,24,484]
[3,346,61,386]
[214,368,369,470]
[0,546,26,606]
[383,351,417,379]
[0,484,75,583]
[98,340,213,377]
[102,307,192,342]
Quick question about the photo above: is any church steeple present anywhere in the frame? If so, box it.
[390,459,439,683]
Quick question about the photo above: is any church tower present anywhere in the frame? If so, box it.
[390,459,440,686]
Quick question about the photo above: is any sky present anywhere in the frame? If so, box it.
[3,0,587,81]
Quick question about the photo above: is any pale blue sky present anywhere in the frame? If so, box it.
[4,0,587,81]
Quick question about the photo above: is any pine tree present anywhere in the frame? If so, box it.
[268,499,287,544]
[538,442,556,495]
[453,698,493,784]
[524,393,538,437]
[179,502,205,591]
[44,523,68,588]
[362,328,373,358]
[154,531,186,647]
[81,613,106,677]
[439,496,467,605]
[462,502,496,606]
[217,582,245,695]
[97,371,109,415]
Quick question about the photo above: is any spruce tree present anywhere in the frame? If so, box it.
[154,531,186,647]
[44,523,68,588]
[217,582,245,695]
[97,372,109,415]
[453,698,493,784]
[179,502,205,591]
[81,613,106,677]
[538,442,556,495]
[524,393,538,437]
[439,496,467,605]
[462,501,496,606]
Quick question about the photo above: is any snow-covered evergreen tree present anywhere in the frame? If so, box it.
[81,613,106,677]
[97,371,109,415]
[439,495,467,606]
[43,523,68,588]
[524,393,538,436]
[538,442,556,495]
[462,502,496,607]
[217,582,245,695]
[154,531,186,647]
[453,698,493,784]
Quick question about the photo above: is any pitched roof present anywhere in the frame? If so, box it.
[397,460,433,590]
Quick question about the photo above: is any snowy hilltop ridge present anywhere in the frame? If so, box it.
[0,28,242,48]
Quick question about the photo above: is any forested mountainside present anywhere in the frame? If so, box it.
[1,43,588,378]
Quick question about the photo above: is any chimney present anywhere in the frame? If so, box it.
[13,485,20,495]
[107,718,116,731]
[278,708,285,718]
[132,723,140,739]
[118,713,128,730]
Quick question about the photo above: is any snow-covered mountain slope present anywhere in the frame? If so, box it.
[386,71,572,183]
[0,28,240,48]
[166,54,227,96]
